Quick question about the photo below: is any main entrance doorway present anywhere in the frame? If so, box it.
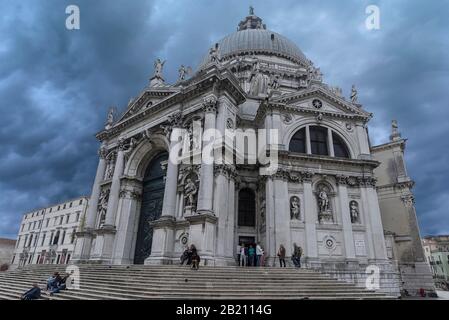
[133,152,168,264]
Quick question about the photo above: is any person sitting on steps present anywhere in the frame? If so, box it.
[46,272,61,292]
[21,283,41,300]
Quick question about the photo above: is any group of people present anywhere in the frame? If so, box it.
[237,243,265,267]
[277,243,303,268]
[180,244,201,270]
[21,271,70,300]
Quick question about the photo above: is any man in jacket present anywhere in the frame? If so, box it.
[292,243,303,268]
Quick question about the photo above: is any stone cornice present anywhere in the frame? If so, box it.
[278,151,380,169]
[371,138,407,153]
[96,68,246,142]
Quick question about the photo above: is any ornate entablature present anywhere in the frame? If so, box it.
[266,167,376,187]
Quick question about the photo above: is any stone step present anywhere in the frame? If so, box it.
[0,265,395,300]
[0,284,390,301]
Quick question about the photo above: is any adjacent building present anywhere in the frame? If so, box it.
[11,196,88,267]
[423,236,449,280]
[0,238,16,268]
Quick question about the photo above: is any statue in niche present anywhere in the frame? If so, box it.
[97,190,109,226]
[318,189,329,213]
[153,58,166,78]
[290,196,301,220]
[184,178,198,208]
[350,201,359,223]
[249,61,269,96]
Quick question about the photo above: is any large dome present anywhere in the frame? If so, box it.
[198,12,308,68]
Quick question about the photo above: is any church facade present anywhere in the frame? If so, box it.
[72,11,434,295]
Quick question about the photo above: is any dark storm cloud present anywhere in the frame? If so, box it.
[0,0,448,238]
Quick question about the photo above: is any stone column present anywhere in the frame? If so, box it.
[305,125,311,154]
[197,96,217,215]
[273,170,292,260]
[146,111,183,264]
[92,139,125,263]
[336,176,356,259]
[355,124,371,159]
[161,130,181,218]
[213,165,231,265]
[111,181,142,265]
[265,176,276,266]
[225,170,236,262]
[303,172,318,261]
[327,128,335,157]
[72,146,107,263]
[363,178,388,261]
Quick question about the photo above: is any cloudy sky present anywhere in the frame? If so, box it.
[1,0,448,239]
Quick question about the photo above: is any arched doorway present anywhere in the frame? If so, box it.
[134,152,168,264]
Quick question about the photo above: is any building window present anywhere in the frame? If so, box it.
[46,219,50,227]
[289,126,351,159]
[238,188,256,227]
[33,234,38,247]
[71,228,77,244]
[53,231,60,245]
[61,231,66,245]
[23,235,28,248]
[57,206,60,210]
[69,202,73,208]
[332,132,350,158]
[66,215,70,224]
[49,208,52,213]
[289,127,306,153]
[41,233,46,246]
[63,204,66,210]
[60,216,64,225]
[79,199,83,205]
[76,212,80,222]
[310,126,328,156]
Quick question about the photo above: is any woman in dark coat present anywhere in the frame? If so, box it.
[190,244,200,270]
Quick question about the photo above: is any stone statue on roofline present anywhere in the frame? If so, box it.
[350,85,358,103]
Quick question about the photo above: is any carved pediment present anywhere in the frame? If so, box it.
[118,88,180,122]
[272,86,371,119]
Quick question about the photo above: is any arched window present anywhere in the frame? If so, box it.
[238,188,256,227]
[310,126,328,156]
[332,132,350,158]
[289,127,306,153]
[289,126,351,159]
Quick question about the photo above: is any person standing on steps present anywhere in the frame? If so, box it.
[248,245,256,266]
[278,244,286,267]
[260,246,266,267]
[292,243,303,268]
[256,243,263,267]
[180,245,190,265]
[236,243,242,265]
[190,244,200,270]
[239,244,247,267]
